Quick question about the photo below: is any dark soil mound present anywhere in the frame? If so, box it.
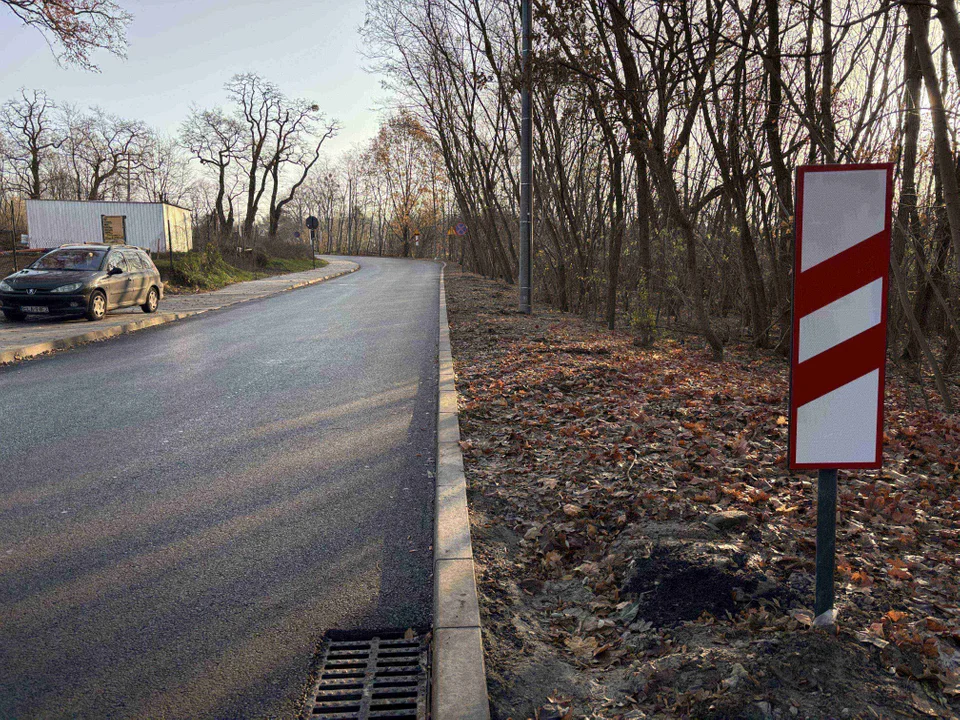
[622,546,756,626]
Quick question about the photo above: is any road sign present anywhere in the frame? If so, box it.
[789,165,894,469]
[306,216,320,230]
[446,227,456,236]
[788,164,893,470]
[455,222,467,236]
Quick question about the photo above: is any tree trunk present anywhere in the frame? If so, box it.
[906,1,960,275]
[243,162,258,237]
[730,59,769,346]
[764,0,794,304]
[894,26,924,266]
[215,163,230,234]
[890,254,954,412]
[636,151,652,289]
[29,155,41,199]
[606,150,625,330]
[936,0,960,86]
[607,0,723,359]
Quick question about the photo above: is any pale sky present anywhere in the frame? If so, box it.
[0,0,385,156]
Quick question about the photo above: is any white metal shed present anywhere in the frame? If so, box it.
[25,200,193,253]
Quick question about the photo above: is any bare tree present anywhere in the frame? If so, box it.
[226,73,283,238]
[263,100,339,238]
[181,107,243,233]
[139,134,193,205]
[220,73,340,239]
[2,0,132,70]
[359,0,958,405]
[61,106,148,200]
[1,89,62,198]
[906,0,960,275]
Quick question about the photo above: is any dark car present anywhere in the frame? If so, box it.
[0,244,163,322]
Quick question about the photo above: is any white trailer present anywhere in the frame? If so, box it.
[25,200,193,253]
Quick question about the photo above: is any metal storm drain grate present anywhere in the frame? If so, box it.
[303,632,430,720]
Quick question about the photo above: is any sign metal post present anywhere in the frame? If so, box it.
[306,216,320,269]
[814,468,838,619]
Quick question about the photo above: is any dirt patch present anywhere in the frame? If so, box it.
[624,547,749,626]
[680,630,933,720]
[447,270,960,720]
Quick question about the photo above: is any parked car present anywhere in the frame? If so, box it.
[0,244,163,322]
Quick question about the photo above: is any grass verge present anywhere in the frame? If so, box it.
[153,249,326,293]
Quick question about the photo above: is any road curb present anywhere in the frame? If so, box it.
[0,261,359,366]
[433,268,490,720]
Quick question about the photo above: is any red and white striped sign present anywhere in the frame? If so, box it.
[788,164,894,470]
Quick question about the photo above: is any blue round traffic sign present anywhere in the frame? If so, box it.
[455,222,467,236]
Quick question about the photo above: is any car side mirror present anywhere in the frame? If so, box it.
[108,266,123,276]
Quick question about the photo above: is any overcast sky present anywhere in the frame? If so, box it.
[0,0,385,156]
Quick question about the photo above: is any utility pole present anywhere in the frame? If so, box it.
[519,0,532,313]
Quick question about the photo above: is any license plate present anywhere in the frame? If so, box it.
[21,306,49,313]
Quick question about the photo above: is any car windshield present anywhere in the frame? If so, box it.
[30,248,107,271]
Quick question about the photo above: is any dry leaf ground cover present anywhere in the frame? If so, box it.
[445,269,960,720]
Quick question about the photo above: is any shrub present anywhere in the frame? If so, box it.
[259,237,312,260]
[168,245,254,290]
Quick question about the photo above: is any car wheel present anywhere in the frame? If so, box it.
[86,291,107,321]
[2,309,24,322]
[141,286,159,313]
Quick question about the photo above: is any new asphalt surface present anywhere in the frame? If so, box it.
[0,257,439,719]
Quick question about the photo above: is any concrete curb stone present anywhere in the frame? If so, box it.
[433,628,489,720]
[432,267,490,719]
[437,411,461,446]
[435,483,472,562]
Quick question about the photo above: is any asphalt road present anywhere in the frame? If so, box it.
[0,257,439,720]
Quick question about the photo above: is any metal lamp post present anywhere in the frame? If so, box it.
[519,0,532,314]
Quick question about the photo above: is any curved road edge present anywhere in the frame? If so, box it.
[0,257,359,367]
[433,265,491,720]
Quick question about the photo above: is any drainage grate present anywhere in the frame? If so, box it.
[303,632,430,720]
